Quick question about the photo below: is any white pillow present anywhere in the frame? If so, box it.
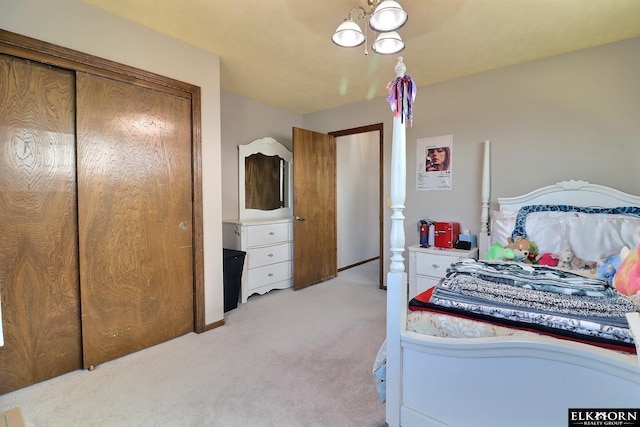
[561,214,640,262]
[489,210,515,246]
[490,210,578,254]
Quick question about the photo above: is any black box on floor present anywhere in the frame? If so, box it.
[223,249,246,312]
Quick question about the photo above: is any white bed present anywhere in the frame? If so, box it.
[383,128,640,424]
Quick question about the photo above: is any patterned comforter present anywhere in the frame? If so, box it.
[409,259,640,352]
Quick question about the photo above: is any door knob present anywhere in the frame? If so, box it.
[295,216,305,221]
[178,222,188,230]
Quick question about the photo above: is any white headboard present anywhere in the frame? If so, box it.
[499,180,640,212]
[478,142,640,256]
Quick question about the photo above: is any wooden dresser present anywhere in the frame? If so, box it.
[223,219,293,303]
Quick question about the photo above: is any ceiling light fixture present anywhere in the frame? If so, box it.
[331,0,407,56]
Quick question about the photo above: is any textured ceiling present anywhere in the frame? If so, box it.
[81,0,640,114]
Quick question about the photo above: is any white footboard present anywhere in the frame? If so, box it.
[399,331,640,427]
[386,266,640,427]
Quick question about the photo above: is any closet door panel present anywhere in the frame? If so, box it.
[0,54,81,394]
[76,73,194,368]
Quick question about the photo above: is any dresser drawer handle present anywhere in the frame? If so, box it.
[269,232,275,235]
[268,253,274,257]
[268,273,274,277]
[432,264,440,269]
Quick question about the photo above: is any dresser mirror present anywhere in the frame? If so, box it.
[238,137,293,220]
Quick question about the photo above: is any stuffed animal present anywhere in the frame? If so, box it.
[485,242,516,262]
[506,236,531,263]
[613,236,640,296]
[537,250,595,271]
[556,248,574,269]
[526,240,539,264]
[597,261,617,285]
[570,256,597,272]
[536,252,559,267]
[597,246,630,285]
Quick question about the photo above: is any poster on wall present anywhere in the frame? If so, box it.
[416,134,453,191]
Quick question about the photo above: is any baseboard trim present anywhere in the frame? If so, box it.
[201,318,225,333]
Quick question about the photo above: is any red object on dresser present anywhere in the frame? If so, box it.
[433,222,460,249]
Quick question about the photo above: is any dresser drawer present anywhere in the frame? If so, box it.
[247,222,290,247]
[415,252,458,277]
[247,243,291,269]
[409,245,478,299]
[247,261,292,290]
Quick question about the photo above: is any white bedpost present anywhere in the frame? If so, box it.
[386,57,413,427]
[478,140,491,257]
[388,62,407,275]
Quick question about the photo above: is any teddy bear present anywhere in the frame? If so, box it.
[556,248,574,269]
[526,240,539,264]
[570,256,597,272]
[506,236,531,263]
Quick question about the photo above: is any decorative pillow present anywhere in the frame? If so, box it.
[511,205,640,241]
[489,210,515,246]
[490,210,577,255]
[560,214,640,262]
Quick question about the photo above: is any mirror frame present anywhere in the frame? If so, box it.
[238,137,293,221]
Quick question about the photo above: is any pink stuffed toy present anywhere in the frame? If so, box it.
[613,236,640,296]
[537,253,559,267]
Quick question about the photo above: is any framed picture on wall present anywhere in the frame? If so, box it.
[417,134,452,191]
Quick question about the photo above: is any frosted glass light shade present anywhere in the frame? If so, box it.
[369,0,407,32]
[372,31,404,54]
[332,19,366,47]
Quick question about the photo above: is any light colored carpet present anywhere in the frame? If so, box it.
[0,261,388,426]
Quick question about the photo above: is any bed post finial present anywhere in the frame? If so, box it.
[395,56,406,78]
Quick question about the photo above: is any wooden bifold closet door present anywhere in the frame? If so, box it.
[0,54,82,394]
[76,73,194,368]
[0,52,195,393]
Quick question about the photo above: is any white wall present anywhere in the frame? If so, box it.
[337,132,380,268]
[0,0,224,324]
[303,37,640,282]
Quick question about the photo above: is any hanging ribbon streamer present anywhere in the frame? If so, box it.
[386,74,416,126]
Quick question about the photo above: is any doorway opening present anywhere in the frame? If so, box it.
[331,124,384,289]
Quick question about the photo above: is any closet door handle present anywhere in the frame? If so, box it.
[295,216,305,221]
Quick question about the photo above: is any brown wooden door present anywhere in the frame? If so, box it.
[292,127,337,290]
[76,73,194,368]
[0,55,82,394]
